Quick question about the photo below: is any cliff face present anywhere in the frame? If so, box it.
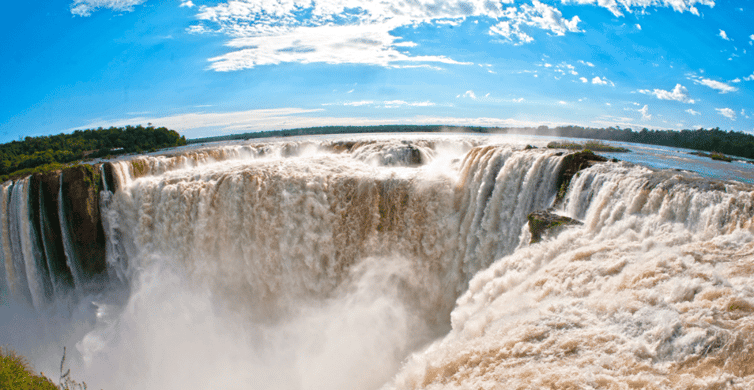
[32,170,74,293]
[59,165,107,281]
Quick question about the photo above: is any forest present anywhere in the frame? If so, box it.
[189,125,754,161]
[0,125,186,181]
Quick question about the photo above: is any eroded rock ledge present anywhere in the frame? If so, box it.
[527,210,582,244]
[554,150,609,204]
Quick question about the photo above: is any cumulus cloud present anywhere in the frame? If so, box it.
[591,76,613,86]
[491,1,582,45]
[180,1,194,8]
[638,84,695,103]
[689,76,739,93]
[744,72,754,81]
[70,0,145,16]
[716,108,736,120]
[719,29,731,41]
[639,105,651,120]
[579,77,588,83]
[686,109,701,115]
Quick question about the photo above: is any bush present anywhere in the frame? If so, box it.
[0,346,58,390]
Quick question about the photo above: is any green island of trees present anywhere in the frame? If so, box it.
[0,125,186,182]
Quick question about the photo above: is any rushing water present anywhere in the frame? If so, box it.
[1,134,754,389]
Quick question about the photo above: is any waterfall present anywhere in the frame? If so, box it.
[2,135,754,390]
[58,172,84,294]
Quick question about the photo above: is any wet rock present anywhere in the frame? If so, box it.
[555,150,608,204]
[527,210,582,244]
[60,165,107,283]
[32,170,74,291]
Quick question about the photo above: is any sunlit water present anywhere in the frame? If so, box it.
[2,133,754,389]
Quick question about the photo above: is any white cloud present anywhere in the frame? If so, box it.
[381,100,436,108]
[686,109,701,115]
[559,101,568,105]
[639,105,651,120]
[716,108,736,120]
[208,23,473,71]
[750,34,754,45]
[180,1,195,8]
[560,0,713,17]
[638,84,695,103]
[744,72,754,81]
[579,77,588,83]
[325,100,436,108]
[344,101,373,106]
[636,24,641,30]
[591,76,613,86]
[461,90,477,99]
[689,76,739,93]
[731,78,741,83]
[198,0,575,69]
[578,60,595,67]
[194,0,585,68]
[70,0,145,16]
[512,97,525,103]
[719,29,731,41]
[489,1,582,45]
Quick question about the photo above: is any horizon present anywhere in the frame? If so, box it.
[1,0,752,143]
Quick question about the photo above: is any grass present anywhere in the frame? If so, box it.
[547,141,630,153]
[0,346,58,390]
[0,346,91,390]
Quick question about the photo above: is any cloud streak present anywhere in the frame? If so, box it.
[689,76,739,93]
[70,0,146,16]
[75,107,566,139]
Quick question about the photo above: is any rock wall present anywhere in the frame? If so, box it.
[59,165,107,282]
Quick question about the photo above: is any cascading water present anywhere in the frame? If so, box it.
[1,134,753,389]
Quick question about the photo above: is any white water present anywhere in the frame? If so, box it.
[2,134,754,389]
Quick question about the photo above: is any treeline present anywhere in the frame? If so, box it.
[188,125,487,144]
[1,125,186,180]
[524,125,754,160]
[189,124,754,160]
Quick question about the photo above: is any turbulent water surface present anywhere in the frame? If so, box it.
[2,134,754,389]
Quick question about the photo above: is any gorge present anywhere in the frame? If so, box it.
[1,134,753,389]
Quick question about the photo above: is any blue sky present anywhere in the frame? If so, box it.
[1,0,752,142]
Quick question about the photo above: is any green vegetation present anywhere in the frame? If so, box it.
[691,151,733,163]
[546,141,630,153]
[0,125,185,181]
[0,346,58,390]
[189,125,754,161]
[0,347,91,390]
